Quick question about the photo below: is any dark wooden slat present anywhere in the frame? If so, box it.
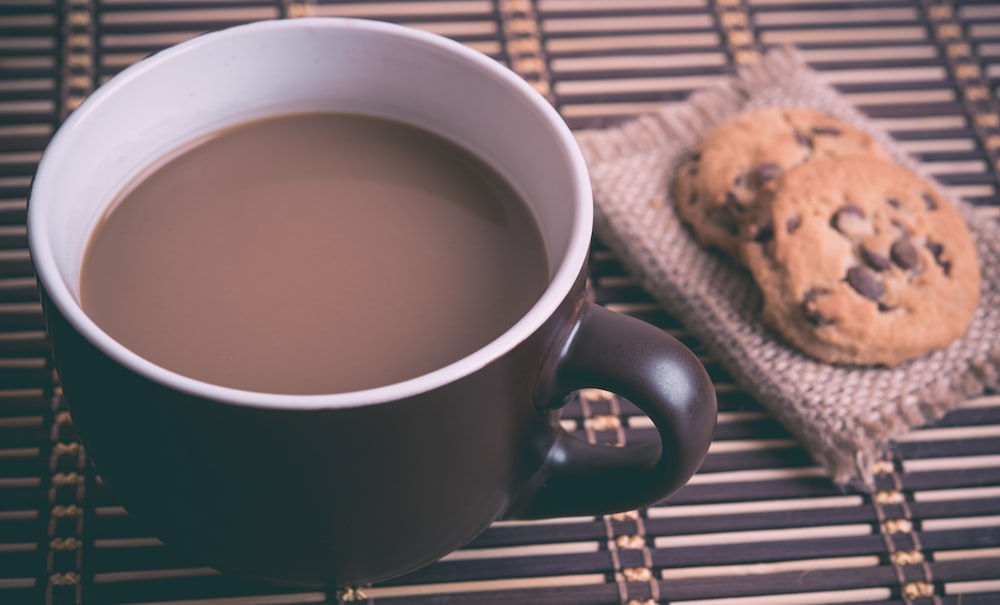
[0,332,49,357]
[911,150,993,163]
[0,251,35,278]
[0,65,58,79]
[0,424,49,449]
[0,365,52,390]
[940,596,1000,605]
[900,467,1000,491]
[710,418,796,441]
[890,127,981,141]
[90,542,206,575]
[556,89,709,106]
[100,0,276,9]
[0,135,51,153]
[934,172,998,186]
[663,444,817,474]
[0,550,42,579]
[932,557,1000,583]
[749,2,923,14]
[379,551,612,587]
[0,303,43,330]
[859,102,970,118]
[909,497,1000,521]
[0,27,57,38]
[801,58,951,73]
[666,476,849,505]
[920,526,1000,551]
[0,517,40,543]
[371,583,620,605]
[0,454,46,479]
[645,504,878,538]
[0,392,49,416]
[713,390,766,412]
[0,91,57,107]
[0,228,27,250]
[0,113,56,128]
[963,194,1000,206]
[0,163,38,179]
[87,573,322,605]
[0,487,46,513]
[547,45,733,60]
[0,278,41,303]
[653,534,889,569]
[929,405,1000,427]
[0,586,39,605]
[553,65,731,82]
[658,565,900,601]
[542,27,721,42]
[894,436,1000,459]
[537,5,720,18]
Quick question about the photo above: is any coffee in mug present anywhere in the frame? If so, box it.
[80,111,549,394]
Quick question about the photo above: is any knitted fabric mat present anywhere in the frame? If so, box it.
[573,46,1000,489]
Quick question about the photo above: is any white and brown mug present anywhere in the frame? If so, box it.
[28,18,717,588]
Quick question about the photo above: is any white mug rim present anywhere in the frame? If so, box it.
[28,17,594,410]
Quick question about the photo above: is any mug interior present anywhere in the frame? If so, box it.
[28,18,593,408]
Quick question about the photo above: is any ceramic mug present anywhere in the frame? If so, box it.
[28,18,717,588]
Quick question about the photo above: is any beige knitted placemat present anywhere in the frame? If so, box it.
[574,46,1000,489]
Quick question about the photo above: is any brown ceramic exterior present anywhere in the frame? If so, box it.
[41,268,716,587]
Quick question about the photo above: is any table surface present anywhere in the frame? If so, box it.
[2,1,1000,604]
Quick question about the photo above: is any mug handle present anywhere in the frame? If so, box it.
[507,300,717,519]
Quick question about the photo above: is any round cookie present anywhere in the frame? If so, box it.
[740,156,980,366]
[673,108,889,260]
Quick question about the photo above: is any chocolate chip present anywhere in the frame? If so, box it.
[878,302,896,313]
[926,240,952,276]
[725,191,742,210]
[846,266,884,300]
[891,219,910,236]
[690,151,701,163]
[687,164,699,177]
[831,205,870,238]
[705,205,739,236]
[733,174,745,188]
[756,162,781,184]
[861,246,891,272]
[922,192,938,210]
[749,221,775,256]
[794,130,813,149]
[890,238,919,270]
[786,214,802,234]
[811,125,842,136]
[754,222,774,243]
[803,289,835,326]
[887,198,901,209]
[688,191,697,206]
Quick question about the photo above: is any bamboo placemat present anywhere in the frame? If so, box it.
[2,1,1000,604]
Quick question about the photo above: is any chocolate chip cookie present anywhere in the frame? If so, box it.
[673,108,889,260]
[740,156,980,366]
